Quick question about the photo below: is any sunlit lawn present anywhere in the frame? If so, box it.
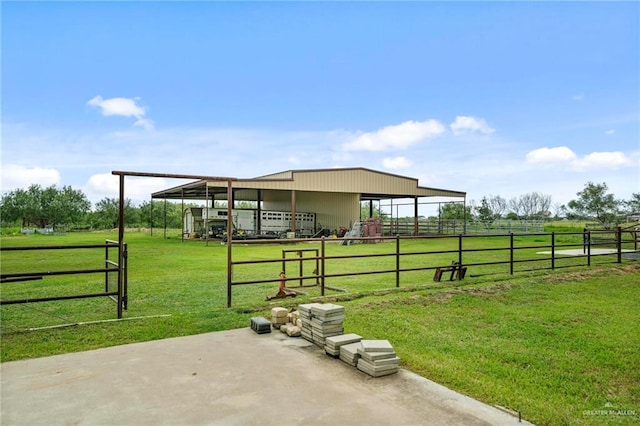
[1,230,638,425]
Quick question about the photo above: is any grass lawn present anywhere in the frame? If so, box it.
[1,231,638,425]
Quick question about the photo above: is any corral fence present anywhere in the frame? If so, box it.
[226,226,638,307]
[0,240,128,318]
[381,219,544,236]
[585,223,640,251]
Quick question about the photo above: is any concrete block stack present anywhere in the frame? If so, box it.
[338,342,362,367]
[271,307,289,329]
[324,333,362,356]
[357,340,401,377]
[260,303,400,378]
[298,303,322,342]
[310,303,345,347]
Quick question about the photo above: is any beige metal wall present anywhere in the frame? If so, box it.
[262,190,360,231]
[207,168,465,198]
[290,169,416,195]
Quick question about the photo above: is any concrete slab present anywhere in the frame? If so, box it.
[1,329,532,425]
[537,248,636,256]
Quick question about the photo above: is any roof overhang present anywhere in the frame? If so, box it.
[151,168,465,201]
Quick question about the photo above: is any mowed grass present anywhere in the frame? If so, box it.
[1,231,639,425]
[343,270,640,425]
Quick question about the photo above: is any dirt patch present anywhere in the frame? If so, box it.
[357,264,640,310]
[541,264,640,284]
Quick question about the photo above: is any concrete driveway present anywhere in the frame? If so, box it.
[1,328,531,425]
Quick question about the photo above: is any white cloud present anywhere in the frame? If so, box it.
[4,118,637,214]
[450,116,495,136]
[572,152,635,170]
[84,173,175,205]
[342,119,445,151]
[382,156,413,170]
[525,146,578,164]
[0,164,60,191]
[87,96,154,130]
[525,146,636,171]
[132,117,155,131]
[605,129,615,135]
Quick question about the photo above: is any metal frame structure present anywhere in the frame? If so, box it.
[0,240,128,318]
[226,227,636,307]
[111,171,237,314]
[150,168,467,238]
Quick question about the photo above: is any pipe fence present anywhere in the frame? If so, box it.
[226,227,637,307]
[0,240,128,318]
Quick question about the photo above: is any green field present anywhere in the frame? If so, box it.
[1,231,638,425]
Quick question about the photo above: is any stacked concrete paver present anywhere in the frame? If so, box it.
[298,303,322,342]
[338,342,362,366]
[325,333,362,356]
[298,303,345,347]
[310,303,345,347]
[266,303,400,378]
[357,340,401,377]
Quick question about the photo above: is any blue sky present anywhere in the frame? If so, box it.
[2,1,638,215]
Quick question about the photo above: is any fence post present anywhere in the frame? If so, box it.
[551,232,555,270]
[395,235,400,288]
[105,243,109,292]
[117,174,124,319]
[616,226,622,263]
[510,233,514,275]
[321,237,326,296]
[458,234,463,265]
[298,250,304,287]
[587,230,591,267]
[123,243,128,310]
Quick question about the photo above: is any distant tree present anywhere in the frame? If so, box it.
[0,186,41,227]
[566,182,618,227]
[623,193,640,217]
[505,212,519,221]
[482,195,507,219]
[139,200,185,228]
[0,184,90,228]
[439,202,471,220]
[235,200,258,209]
[52,186,91,226]
[475,197,496,228]
[550,202,566,220]
[508,192,552,220]
[469,195,506,228]
[90,197,139,229]
[360,202,384,219]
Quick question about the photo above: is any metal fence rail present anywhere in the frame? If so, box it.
[381,219,545,236]
[226,227,637,307]
[0,240,128,318]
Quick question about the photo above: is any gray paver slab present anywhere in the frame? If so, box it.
[325,333,362,347]
[358,348,397,361]
[360,339,395,352]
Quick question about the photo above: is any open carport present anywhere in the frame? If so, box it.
[1,328,529,426]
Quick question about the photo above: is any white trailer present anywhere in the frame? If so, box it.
[259,211,316,236]
[183,208,315,237]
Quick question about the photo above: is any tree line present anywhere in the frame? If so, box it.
[439,182,639,227]
[1,182,639,232]
[0,184,192,231]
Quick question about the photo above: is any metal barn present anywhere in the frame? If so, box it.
[151,167,466,237]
